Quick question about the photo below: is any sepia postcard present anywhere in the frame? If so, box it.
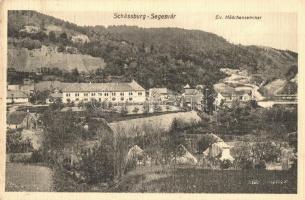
[0,0,304,199]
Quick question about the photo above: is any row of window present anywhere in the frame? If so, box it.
[66,97,134,102]
[66,92,142,97]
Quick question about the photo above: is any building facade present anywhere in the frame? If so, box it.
[62,80,146,104]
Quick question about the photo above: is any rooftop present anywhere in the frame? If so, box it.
[7,111,28,125]
[149,88,168,94]
[7,90,29,99]
[62,80,145,92]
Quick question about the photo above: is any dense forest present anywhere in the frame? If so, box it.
[8,10,298,91]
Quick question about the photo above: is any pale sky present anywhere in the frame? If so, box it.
[41,11,297,52]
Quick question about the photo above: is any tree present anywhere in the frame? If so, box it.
[202,86,215,114]
[48,31,57,42]
[143,101,150,114]
[132,106,139,114]
[30,90,50,104]
[40,18,46,31]
[57,45,65,52]
[41,110,84,150]
[59,32,68,40]
[153,102,162,113]
[71,68,80,82]
[197,134,219,153]
[6,131,33,153]
[120,105,128,116]
[79,141,115,184]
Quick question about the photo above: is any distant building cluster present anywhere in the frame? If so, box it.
[6,77,257,111]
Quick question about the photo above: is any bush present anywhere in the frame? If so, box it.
[132,106,139,114]
[6,131,33,153]
[30,150,44,163]
[220,159,233,169]
[120,105,128,116]
[197,134,220,153]
[79,143,114,184]
[21,38,41,50]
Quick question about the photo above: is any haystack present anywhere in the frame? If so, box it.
[126,145,145,164]
[203,141,234,162]
[173,144,198,165]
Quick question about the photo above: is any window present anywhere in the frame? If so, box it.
[120,92,124,96]
[99,98,101,102]
[112,92,116,96]
[67,98,71,102]
[129,97,133,101]
[129,92,133,96]
[76,98,79,101]
[84,93,88,96]
[91,93,96,96]
[99,93,103,96]
[105,93,109,96]
[121,97,124,101]
[138,92,142,96]
[84,98,88,101]
[66,93,70,97]
[112,97,116,101]
[75,93,79,97]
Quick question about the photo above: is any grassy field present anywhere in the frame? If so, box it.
[112,167,297,193]
[6,162,54,192]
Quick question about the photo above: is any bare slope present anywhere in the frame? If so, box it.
[8,46,105,72]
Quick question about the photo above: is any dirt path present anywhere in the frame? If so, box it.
[6,163,54,192]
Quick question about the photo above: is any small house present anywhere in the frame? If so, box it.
[7,90,29,104]
[7,111,38,130]
[148,88,174,102]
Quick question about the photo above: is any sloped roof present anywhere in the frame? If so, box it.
[213,83,235,94]
[7,90,29,99]
[34,81,70,92]
[149,88,168,94]
[49,92,62,98]
[62,80,145,92]
[184,84,190,89]
[7,111,27,124]
[184,95,203,103]
[185,89,201,95]
[214,83,251,97]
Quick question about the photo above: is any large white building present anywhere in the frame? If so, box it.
[62,80,146,104]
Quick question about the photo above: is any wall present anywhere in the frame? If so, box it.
[62,91,146,104]
[6,97,29,104]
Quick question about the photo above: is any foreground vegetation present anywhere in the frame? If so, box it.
[112,167,296,193]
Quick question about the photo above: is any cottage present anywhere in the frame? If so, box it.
[71,34,90,44]
[61,80,146,104]
[214,83,253,107]
[148,88,174,102]
[19,25,40,34]
[7,111,38,130]
[182,85,204,109]
[7,90,29,104]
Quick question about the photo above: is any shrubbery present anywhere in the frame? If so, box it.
[79,144,115,184]
[6,131,33,153]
